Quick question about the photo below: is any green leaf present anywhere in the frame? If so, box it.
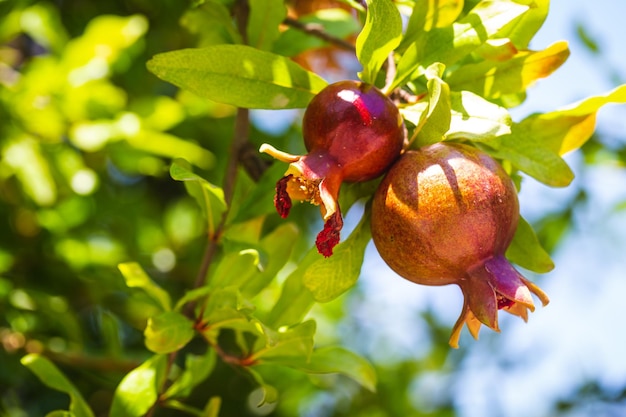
[273,9,359,57]
[446,41,570,100]
[147,44,328,109]
[447,90,512,142]
[490,132,574,187]
[110,355,167,417]
[210,249,261,289]
[532,84,626,155]
[181,1,242,46]
[424,0,464,29]
[21,354,95,417]
[232,162,290,222]
[355,0,402,85]
[45,412,73,417]
[170,159,226,238]
[413,63,452,147]
[202,397,222,417]
[492,85,626,185]
[302,207,371,302]
[251,320,316,362]
[265,247,318,327]
[144,311,195,354]
[247,0,286,50]
[241,223,300,298]
[401,0,464,50]
[199,287,256,344]
[247,368,279,405]
[271,346,377,392]
[496,0,549,49]
[118,262,171,311]
[393,0,528,89]
[507,215,554,273]
[164,349,217,399]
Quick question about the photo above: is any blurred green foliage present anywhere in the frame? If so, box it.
[1,1,625,417]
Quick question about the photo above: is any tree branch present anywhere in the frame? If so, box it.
[283,16,356,52]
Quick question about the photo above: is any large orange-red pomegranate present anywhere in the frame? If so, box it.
[261,80,405,257]
[371,142,549,347]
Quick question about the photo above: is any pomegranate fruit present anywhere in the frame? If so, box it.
[371,142,549,347]
[260,80,405,257]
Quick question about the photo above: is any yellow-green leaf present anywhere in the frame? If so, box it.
[413,63,452,147]
[118,262,171,311]
[393,0,528,89]
[110,355,167,417]
[507,216,554,273]
[247,0,286,50]
[144,311,195,354]
[302,208,371,302]
[147,45,327,109]
[446,41,570,99]
[424,0,464,30]
[447,91,512,142]
[540,84,626,155]
[21,354,95,417]
[268,346,378,392]
[170,159,226,238]
[356,0,402,85]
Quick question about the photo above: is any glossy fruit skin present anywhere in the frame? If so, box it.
[302,80,405,182]
[260,80,405,257]
[372,143,518,283]
[371,142,549,347]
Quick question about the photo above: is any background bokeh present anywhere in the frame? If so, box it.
[1,0,625,416]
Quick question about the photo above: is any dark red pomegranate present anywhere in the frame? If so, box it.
[260,80,405,257]
[371,142,549,347]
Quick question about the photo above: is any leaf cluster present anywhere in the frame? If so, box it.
[2,0,625,416]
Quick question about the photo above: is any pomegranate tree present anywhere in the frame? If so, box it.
[371,142,549,348]
[260,80,405,257]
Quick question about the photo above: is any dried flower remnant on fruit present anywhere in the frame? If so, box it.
[260,80,405,257]
[371,143,549,347]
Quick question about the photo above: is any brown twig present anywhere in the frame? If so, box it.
[382,52,397,95]
[283,16,356,52]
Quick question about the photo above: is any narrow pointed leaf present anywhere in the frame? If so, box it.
[147,45,327,109]
[265,247,318,327]
[447,90,512,142]
[393,0,528,89]
[242,223,300,298]
[302,208,371,302]
[110,355,167,417]
[356,0,402,85]
[507,215,554,273]
[251,320,316,362]
[247,0,286,51]
[447,41,570,99]
[21,354,95,417]
[164,350,217,399]
[493,85,626,185]
[536,84,626,155]
[202,397,222,417]
[497,0,549,49]
[180,1,242,46]
[414,64,452,146]
[144,311,195,354]
[425,0,464,30]
[170,159,226,238]
[118,262,171,311]
[210,249,261,289]
[276,346,377,392]
[491,132,574,187]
